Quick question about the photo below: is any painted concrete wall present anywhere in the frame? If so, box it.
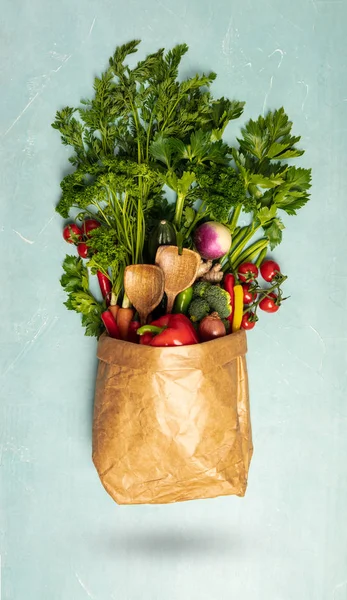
[1,0,347,598]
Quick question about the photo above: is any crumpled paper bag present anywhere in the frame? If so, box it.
[92,329,252,504]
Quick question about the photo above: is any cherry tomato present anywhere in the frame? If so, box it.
[241,312,257,330]
[259,293,279,313]
[242,283,257,304]
[238,262,259,283]
[260,260,281,282]
[77,242,89,259]
[63,223,83,244]
[83,219,101,237]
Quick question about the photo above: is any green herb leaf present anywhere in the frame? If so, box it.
[192,164,246,223]
[267,142,304,160]
[149,134,185,168]
[264,217,285,249]
[207,98,245,141]
[87,228,128,289]
[274,167,312,215]
[183,206,196,227]
[257,205,278,225]
[237,107,304,163]
[60,255,103,337]
[250,173,285,188]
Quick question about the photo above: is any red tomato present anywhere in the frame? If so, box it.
[260,260,281,282]
[241,312,257,330]
[238,262,259,283]
[63,223,83,244]
[83,219,101,237]
[77,243,89,258]
[242,283,257,304]
[259,293,279,313]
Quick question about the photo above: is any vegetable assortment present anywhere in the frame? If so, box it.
[54,41,311,346]
[138,314,199,347]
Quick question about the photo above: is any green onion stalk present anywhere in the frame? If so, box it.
[222,208,270,272]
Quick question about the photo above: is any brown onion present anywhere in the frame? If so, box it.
[199,312,226,342]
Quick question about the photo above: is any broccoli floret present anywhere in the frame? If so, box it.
[221,318,231,334]
[191,282,231,320]
[205,286,231,319]
[193,281,211,298]
[188,298,210,322]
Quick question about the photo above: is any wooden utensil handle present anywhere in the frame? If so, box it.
[166,292,176,314]
[138,312,148,326]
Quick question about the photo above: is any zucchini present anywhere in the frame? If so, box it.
[148,220,177,261]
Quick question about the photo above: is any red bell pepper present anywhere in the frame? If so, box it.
[223,274,235,326]
[137,314,198,347]
[140,332,154,346]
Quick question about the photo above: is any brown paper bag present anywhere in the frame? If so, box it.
[92,329,253,504]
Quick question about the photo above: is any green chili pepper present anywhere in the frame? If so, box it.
[172,286,193,315]
[137,325,165,336]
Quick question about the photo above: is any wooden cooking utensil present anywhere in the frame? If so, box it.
[155,245,200,313]
[124,264,165,325]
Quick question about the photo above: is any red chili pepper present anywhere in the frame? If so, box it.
[223,274,235,325]
[101,311,120,339]
[127,312,141,344]
[137,314,199,347]
[140,332,154,346]
[97,271,111,306]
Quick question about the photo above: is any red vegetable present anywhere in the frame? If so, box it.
[259,293,279,313]
[260,260,281,282]
[63,223,83,244]
[140,332,154,346]
[237,262,259,283]
[82,219,101,237]
[77,242,89,258]
[127,313,141,344]
[242,283,257,305]
[137,314,198,347]
[97,271,112,306]
[223,274,235,325]
[101,311,120,338]
[199,312,226,342]
[241,311,257,330]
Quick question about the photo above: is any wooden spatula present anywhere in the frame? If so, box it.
[124,265,165,325]
[155,245,200,313]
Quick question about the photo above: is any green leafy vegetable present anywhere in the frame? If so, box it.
[53,41,311,332]
[227,107,312,261]
[61,256,103,337]
[53,40,245,253]
[237,107,304,161]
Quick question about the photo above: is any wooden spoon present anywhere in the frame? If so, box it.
[124,265,165,325]
[155,245,200,313]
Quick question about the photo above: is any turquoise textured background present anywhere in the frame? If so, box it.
[1,1,347,598]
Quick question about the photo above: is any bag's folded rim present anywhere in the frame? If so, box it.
[97,329,247,368]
